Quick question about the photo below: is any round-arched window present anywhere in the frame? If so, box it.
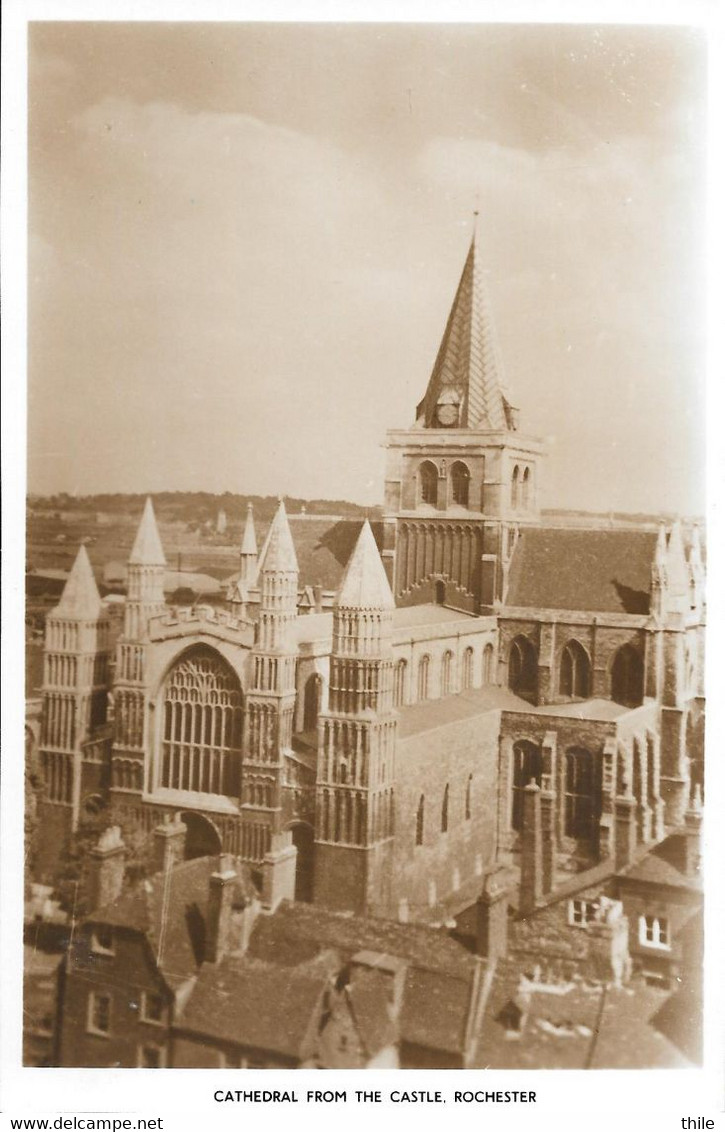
[450,461,470,507]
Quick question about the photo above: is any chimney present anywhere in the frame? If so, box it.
[519,781,542,915]
[205,855,239,963]
[88,826,126,910]
[261,831,297,912]
[476,864,516,959]
[614,793,637,871]
[153,814,187,875]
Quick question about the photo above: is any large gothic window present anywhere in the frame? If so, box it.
[511,740,542,832]
[611,645,644,707]
[559,640,591,699]
[564,748,597,840]
[419,461,438,506]
[450,461,470,507]
[508,636,538,701]
[160,649,243,796]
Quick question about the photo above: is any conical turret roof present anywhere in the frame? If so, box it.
[258,500,298,574]
[54,544,103,620]
[241,503,258,556]
[129,497,166,567]
[336,521,395,610]
[416,220,517,431]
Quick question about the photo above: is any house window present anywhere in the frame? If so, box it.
[87,992,111,1036]
[639,914,670,949]
[559,640,591,699]
[441,784,449,833]
[568,899,598,927]
[90,926,114,955]
[419,461,438,506]
[138,1043,166,1068]
[141,992,165,1025]
[511,741,542,832]
[450,461,470,507]
[415,795,425,846]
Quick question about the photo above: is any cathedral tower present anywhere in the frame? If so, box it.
[313,521,397,916]
[111,498,167,798]
[241,501,299,859]
[39,545,111,839]
[383,220,544,610]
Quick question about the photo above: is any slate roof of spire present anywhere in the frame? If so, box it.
[257,500,299,574]
[53,544,103,620]
[335,519,395,610]
[240,503,258,556]
[128,497,166,567]
[416,223,517,430]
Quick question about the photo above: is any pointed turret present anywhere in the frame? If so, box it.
[337,521,395,611]
[258,500,298,575]
[129,497,166,567]
[415,219,518,431]
[54,544,103,620]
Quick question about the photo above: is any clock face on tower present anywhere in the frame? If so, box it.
[436,400,459,427]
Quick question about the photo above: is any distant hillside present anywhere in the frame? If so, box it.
[28,492,382,525]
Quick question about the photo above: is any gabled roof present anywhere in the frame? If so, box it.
[505,527,659,614]
[415,224,517,431]
[52,545,103,620]
[257,500,298,575]
[335,520,395,610]
[128,497,166,567]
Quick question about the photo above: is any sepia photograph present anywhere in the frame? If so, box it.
[9,11,717,1091]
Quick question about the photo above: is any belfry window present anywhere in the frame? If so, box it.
[522,467,531,509]
[450,461,470,507]
[419,461,438,506]
[160,648,243,796]
[511,466,520,509]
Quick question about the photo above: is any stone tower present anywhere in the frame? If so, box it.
[110,498,166,798]
[383,221,544,610]
[314,521,397,916]
[39,545,111,838]
[241,501,299,860]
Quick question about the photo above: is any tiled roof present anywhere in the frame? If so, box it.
[346,969,397,1056]
[180,952,336,1059]
[415,228,516,431]
[399,967,472,1056]
[397,685,529,740]
[506,528,659,614]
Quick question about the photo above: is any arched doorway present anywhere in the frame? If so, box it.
[435,579,446,605]
[181,812,222,860]
[508,636,538,701]
[289,821,315,902]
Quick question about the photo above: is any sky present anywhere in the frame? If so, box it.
[27,21,707,514]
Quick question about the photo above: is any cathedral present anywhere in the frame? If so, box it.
[34,226,706,926]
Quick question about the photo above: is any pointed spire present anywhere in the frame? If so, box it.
[416,220,517,431]
[336,521,395,610]
[654,523,668,566]
[241,503,258,556]
[258,500,298,574]
[664,519,689,597]
[54,544,103,619]
[129,497,166,567]
[688,524,703,568]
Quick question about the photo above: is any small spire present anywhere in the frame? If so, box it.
[54,544,103,619]
[258,500,298,574]
[241,503,258,557]
[129,497,166,567]
[664,519,689,596]
[336,521,395,610]
[654,522,668,566]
